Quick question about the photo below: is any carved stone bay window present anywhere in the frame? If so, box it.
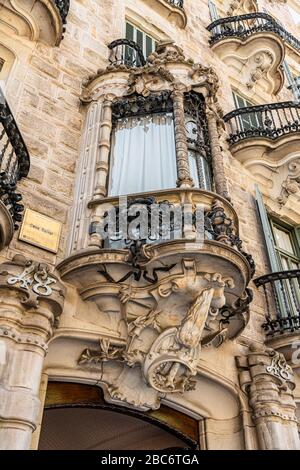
[70,41,230,255]
[57,43,257,413]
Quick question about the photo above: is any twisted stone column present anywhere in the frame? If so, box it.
[92,94,114,199]
[0,255,65,450]
[172,87,193,188]
[206,103,230,200]
[236,344,300,450]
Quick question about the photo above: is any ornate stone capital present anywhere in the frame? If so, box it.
[0,254,65,337]
[236,344,299,441]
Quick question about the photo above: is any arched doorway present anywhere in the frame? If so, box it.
[39,382,200,450]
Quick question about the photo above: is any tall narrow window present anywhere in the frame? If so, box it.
[126,22,156,58]
[256,185,300,317]
[108,93,177,196]
[184,93,212,190]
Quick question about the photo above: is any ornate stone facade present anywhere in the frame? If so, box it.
[0,0,300,451]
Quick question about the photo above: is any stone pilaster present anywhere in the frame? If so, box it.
[0,255,65,450]
[236,344,300,450]
[172,86,193,188]
[206,103,230,200]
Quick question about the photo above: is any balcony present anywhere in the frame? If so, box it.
[223,102,300,171]
[0,89,30,249]
[58,188,254,405]
[207,13,288,95]
[145,0,187,29]
[254,270,300,363]
[108,39,146,69]
[207,13,300,53]
[0,0,70,46]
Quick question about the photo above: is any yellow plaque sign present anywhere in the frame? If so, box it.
[19,209,62,253]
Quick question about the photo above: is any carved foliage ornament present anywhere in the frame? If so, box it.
[278,160,300,207]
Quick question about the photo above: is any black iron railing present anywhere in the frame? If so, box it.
[223,102,300,145]
[207,13,300,53]
[254,270,300,336]
[54,0,70,24]
[108,39,146,68]
[0,89,30,228]
[167,0,184,8]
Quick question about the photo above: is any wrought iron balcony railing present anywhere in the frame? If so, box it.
[254,270,300,336]
[167,0,184,8]
[207,13,300,53]
[0,89,30,228]
[223,102,300,145]
[54,0,70,25]
[108,39,146,68]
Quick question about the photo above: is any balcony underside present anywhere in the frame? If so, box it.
[0,0,65,46]
[144,0,187,29]
[229,132,300,166]
[211,33,284,95]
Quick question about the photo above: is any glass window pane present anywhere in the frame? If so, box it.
[273,226,295,254]
[136,30,143,51]
[146,36,153,57]
[126,23,134,41]
[109,114,177,196]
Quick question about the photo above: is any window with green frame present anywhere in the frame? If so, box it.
[270,220,300,271]
[233,92,262,131]
[125,22,157,58]
[256,185,300,317]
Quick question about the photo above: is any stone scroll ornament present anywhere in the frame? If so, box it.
[79,260,237,404]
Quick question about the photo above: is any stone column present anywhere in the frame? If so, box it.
[172,87,193,188]
[92,94,115,200]
[206,103,230,200]
[236,344,300,450]
[0,255,65,450]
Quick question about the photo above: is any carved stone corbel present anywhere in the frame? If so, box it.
[78,259,240,410]
[236,344,300,450]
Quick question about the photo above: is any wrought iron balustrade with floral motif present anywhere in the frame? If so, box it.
[207,12,300,53]
[0,89,30,228]
[223,102,300,145]
[108,39,146,68]
[254,270,300,336]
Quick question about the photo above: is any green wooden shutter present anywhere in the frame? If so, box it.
[208,0,219,21]
[255,184,281,273]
